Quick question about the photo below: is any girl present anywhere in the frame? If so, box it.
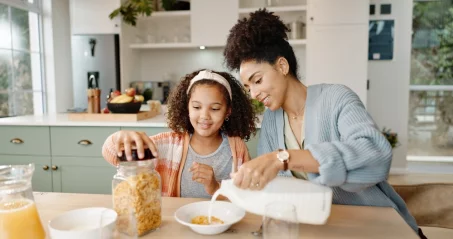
[102,69,257,198]
[222,9,427,239]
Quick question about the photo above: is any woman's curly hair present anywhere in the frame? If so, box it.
[223,9,299,78]
[166,69,257,141]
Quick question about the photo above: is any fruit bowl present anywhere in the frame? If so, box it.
[107,102,141,114]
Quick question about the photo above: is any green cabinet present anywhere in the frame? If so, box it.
[246,129,260,159]
[0,126,50,155]
[0,155,52,192]
[51,126,120,157]
[52,157,115,194]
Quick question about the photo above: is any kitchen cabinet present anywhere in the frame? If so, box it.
[0,126,117,194]
[50,126,120,157]
[246,129,260,159]
[70,0,121,34]
[0,155,53,192]
[306,24,369,105]
[306,0,369,105]
[191,0,239,47]
[0,126,50,156]
[51,157,115,194]
[307,0,368,26]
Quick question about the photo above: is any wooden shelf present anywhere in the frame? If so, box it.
[289,39,307,46]
[239,5,307,14]
[130,39,306,49]
[130,43,197,49]
[139,10,190,19]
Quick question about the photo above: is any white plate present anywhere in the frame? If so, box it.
[48,207,117,239]
[174,201,245,235]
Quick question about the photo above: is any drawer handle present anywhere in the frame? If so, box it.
[10,138,24,144]
[43,165,49,171]
[78,140,92,146]
[51,165,58,171]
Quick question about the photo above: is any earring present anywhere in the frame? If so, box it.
[225,117,229,121]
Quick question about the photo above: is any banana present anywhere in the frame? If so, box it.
[134,95,144,102]
[110,94,134,103]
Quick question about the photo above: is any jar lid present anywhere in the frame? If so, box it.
[117,148,155,162]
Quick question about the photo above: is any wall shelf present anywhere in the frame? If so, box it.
[289,39,307,46]
[139,10,190,19]
[130,42,196,49]
[239,5,307,14]
[130,39,306,49]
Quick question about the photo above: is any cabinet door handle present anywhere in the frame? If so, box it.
[43,165,49,170]
[51,165,58,170]
[10,138,24,144]
[78,140,92,145]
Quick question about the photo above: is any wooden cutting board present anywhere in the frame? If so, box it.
[68,110,159,122]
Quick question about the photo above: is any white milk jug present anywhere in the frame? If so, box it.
[212,177,333,225]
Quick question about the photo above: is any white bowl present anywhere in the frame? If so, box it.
[174,201,245,235]
[48,207,117,239]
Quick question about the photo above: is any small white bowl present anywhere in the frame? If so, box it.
[48,207,117,239]
[174,201,245,235]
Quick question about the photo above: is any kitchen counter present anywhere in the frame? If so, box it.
[34,192,419,239]
[0,111,264,128]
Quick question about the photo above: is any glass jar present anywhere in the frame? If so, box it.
[112,148,162,237]
[0,164,46,239]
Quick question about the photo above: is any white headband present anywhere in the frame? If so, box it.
[186,70,232,100]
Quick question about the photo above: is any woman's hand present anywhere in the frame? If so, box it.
[232,151,282,190]
[190,162,219,195]
[114,131,158,161]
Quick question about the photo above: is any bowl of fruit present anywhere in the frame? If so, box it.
[106,88,145,114]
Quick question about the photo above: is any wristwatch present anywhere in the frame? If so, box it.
[277,149,290,171]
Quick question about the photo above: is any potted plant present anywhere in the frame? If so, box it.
[109,0,177,26]
[382,127,400,149]
[251,99,265,115]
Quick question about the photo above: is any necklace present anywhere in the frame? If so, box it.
[290,104,305,120]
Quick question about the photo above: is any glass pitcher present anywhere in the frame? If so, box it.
[0,164,46,239]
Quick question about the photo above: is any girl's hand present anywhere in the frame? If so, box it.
[114,130,158,161]
[190,162,219,195]
[231,151,282,190]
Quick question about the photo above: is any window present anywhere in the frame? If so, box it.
[409,0,453,161]
[0,0,44,118]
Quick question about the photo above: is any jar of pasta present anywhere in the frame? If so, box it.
[112,148,162,236]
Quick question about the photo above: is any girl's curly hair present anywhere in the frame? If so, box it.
[166,69,257,141]
[223,9,299,78]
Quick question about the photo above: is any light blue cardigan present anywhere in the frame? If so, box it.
[257,84,419,232]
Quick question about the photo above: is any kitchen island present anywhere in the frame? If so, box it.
[35,192,419,239]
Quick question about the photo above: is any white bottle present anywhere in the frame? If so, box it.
[213,177,333,225]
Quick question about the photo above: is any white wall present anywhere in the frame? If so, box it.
[138,46,306,84]
[367,0,413,170]
[42,0,73,113]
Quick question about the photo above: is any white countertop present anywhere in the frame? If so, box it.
[0,107,263,128]
[0,113,169,127]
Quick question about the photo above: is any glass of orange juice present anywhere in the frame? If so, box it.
[0,164,46,239]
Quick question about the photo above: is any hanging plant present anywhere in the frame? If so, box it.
[109,0,177,26]
[109,0,155,27]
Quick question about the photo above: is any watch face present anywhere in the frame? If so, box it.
[278,150,289,160]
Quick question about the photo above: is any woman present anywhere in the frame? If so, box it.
[223,9,427,239]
